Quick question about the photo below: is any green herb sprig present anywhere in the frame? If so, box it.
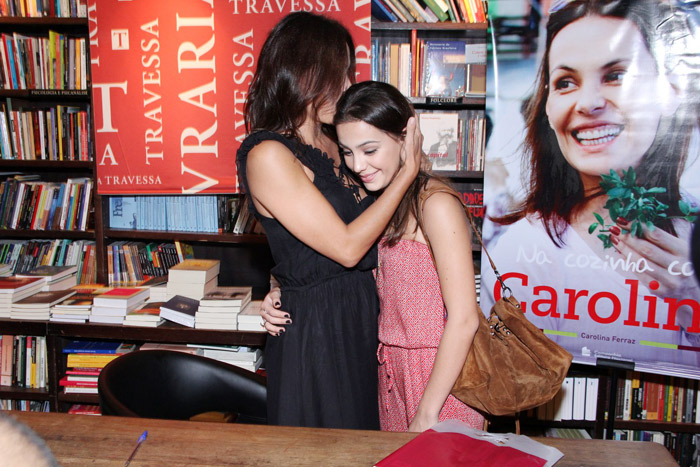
[588,167,698,249]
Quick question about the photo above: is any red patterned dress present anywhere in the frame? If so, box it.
[376,238,484,432]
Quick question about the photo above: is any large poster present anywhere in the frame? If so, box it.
[87,0,371,194]
[482,0,700,378]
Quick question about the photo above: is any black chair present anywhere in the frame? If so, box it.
[98,350,267,424]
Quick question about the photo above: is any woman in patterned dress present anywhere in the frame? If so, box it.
[264,81,484,432]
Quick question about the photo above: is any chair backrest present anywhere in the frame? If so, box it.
[98,350,267,424]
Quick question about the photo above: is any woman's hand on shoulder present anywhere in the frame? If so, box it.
[260,287,291,336]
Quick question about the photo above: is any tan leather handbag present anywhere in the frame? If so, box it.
[419,186,573,416]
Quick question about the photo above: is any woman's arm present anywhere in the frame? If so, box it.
[408,192,480,432]
[245,118,421,268]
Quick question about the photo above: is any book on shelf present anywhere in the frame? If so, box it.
[17,264,78,292]
[584,377,599,422]
[195,312,240,324]
[0,276,44,294]
[419,112,460,171]
[123,301,165,327]
[159,295,199,328]
[199,286,252,309]
[572,376,586,420]
[224,356,263,373]
[16,264,78,282]
[91,300,147,316]
[62,341,133,355]
[87,314,125,324]
[66,349,136,369]
[552,376,574,421]
[0,335,14,385]
[237,300,265,332]
[49,315,88,323]
[62,386,98,394]
[51,296,94,311]
[194,320,238,331]
[174,240,195,262]
[165,277,217,301]
[59,376,97,387]
[371,0,398,22]
[167,259,221,284]
[91,287,150,309]
[10,289,76,320]
[423,41,468,98]
[190,345,263,363]
[138,343,200,354]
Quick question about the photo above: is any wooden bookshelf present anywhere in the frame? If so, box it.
[102,229,267,245]
[0,318,267,410]
[0,17,87,28]
[370,21,488,32]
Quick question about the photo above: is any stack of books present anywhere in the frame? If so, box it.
[159,295,199,328]
[166,259,220,300]
[50,284,111,323]
[61,341,136,394]
[17,265,78,291]
[237,300,265,332]
[190,344,263,372]
[147,280,168,302]
[0,264,12,276]
[50,296,94,323]
[123,301,165,327]
[195,286,252,330]
[88,287,150,325]
[11,289,76,321]
[0,276,45,318]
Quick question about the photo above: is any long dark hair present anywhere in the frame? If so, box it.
[244,12,356,142]
[334,81,452,246]
[499,0,693,245]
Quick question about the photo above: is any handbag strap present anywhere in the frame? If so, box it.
[418,185,512,297]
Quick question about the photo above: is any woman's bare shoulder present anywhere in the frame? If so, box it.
[422,179,463,211]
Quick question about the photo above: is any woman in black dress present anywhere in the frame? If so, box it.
[236,12,422,429]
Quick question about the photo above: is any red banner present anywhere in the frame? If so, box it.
[87,0,371,194]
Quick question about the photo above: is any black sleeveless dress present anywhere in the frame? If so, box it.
[236,130,380,429]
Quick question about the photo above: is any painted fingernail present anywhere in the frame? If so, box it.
[274,302,281,308]
[611,235,620,245]
[616,217,628,225]
[609,225,621,235]
[279,328,285,333]
[286,319,292,324]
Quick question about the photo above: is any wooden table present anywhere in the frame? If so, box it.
[6,411,678,466]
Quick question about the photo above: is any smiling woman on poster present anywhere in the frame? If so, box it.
[482,0,700,375]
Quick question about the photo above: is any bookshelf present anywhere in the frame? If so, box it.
[0,319,266,411]
[371,19,487,254]
[0,13,98,284]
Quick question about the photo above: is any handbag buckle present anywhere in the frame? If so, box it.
[488,317,511,340]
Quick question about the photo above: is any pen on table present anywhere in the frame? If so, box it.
[124,430,148,466]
